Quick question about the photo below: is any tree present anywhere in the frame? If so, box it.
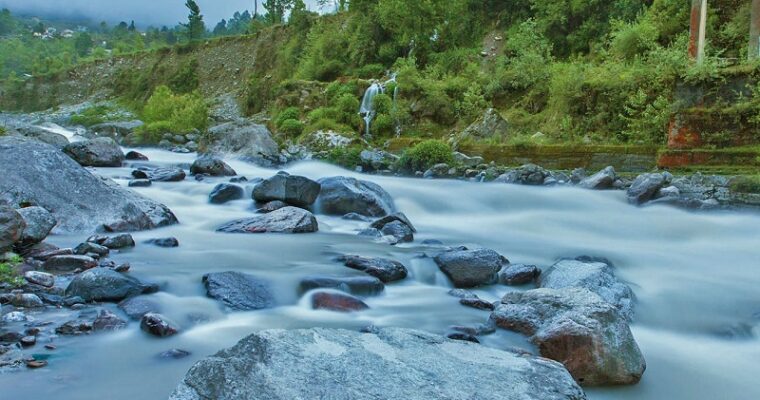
[74,32,94,57]
[213,19,228,36]
[263,0,295,25]
[183,0,206,41]
[0,8,17,35]
[128,20,136,32]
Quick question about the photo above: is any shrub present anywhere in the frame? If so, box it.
[279,118,304,137]
[0,126,6,136]
[372,93,393,115]
[70,105,125,127]
[307,107,339,123]
[355,63,386,79]
[326,146,362,168]
[275,107,301,128]
[398,139,454,172]
[168,59,200,94]
[0,255,24,287]
[137,85,208,144]
[371,114,394,136]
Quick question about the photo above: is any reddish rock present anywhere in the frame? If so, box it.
[311,291,369,313]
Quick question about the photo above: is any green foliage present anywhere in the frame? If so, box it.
[0,255,24,288]
[70,105,125,127]
[372,93,392,115]
[183,0,206,41]
[275,107,301,128]
[279,118,304,137]
[326,145,362,168]
[372,114,394,136]
[138,85,208,143]
[398,139,454,172]
[169,59,200,94]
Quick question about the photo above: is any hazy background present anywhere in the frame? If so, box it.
[0,0,325,26]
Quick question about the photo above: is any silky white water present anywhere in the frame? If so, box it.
[1,148,758,400]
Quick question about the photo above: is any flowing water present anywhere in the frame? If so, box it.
[1,148,759,400]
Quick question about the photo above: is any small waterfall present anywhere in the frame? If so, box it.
[359,82,384,136]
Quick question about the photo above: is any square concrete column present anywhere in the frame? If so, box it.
[751,0,760,59]
[689,0,708,63]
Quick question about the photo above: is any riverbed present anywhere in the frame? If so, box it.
[1,147,759,400]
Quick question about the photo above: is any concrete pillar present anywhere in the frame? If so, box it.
[689,0,708,63]
[751,0,760,59]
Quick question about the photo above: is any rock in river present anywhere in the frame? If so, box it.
[169,328,586,400]
[65,268,158,302]
[498,264,541,286]
[311,291,369,312]
[203,271,275,311]
[299,276,385,296]
[339,255,408,283]
[118,296,162,320]
[63,137,125,167]
[315,176,395,218]
[0,136,178,232]
[434,248,507,288]
[16,206,56,245]
[252,172,321,208]
[578,166,616,190]
[0,204,24,251]
[491,288,646,386]
[190,156,237,177]
[217,207,318,234]
[209,183,244,204]
[140,313,179,337]
[202,119,280,167]
[627,173,667,205]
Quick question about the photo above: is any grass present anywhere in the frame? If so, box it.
[0,255,24,287]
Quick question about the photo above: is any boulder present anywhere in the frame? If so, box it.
[16,207,56,245]
[203,119,280,166]
[140,313,179,337]
[0,137,178,232]
[97,233,135,249]
[190,156,237,177]
[118,296,161,320]
[74,242,110,257]
[169,328,586,400]
[11,293,44,308]
[209,183,244,204]
[379,220,414,244]
[0,205,24,250]
[24,271,55,288]
[65,268,158,302]
[203,271,275,311]
[578,167,616,190]
[43,255,97,272]
[217,207,318,234]
[491,288,645,386]
[433,248,507,288]
[11,125,69,148]
[256,200,289,213]
[252,172,321,208]
[299,276,385,296]
[454,108,509,146]
[146,237,180,248]
[370,212,417,233]
[311,291,369,312]
[627,173,667,205]
[63,137,125,167]
[316,177,395,218]
[129,179,152,187]
[495,164,548,186]
[92,310,128,331]
[125,150,149,161]
[147,167,186,182]
[498,264,541,286]
[539,258,634,320]
[339,255,408,283]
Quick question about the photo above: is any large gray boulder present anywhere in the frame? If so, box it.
[190,156,236,177]
[627,173,667,205]
[316,176,395,218]
[495,164,549,186]
[491,288,646,386]
[169,328,586,400]
[434,248,507,288]
[539,258,635,320]
[454,108,509,147]
[203,271,275,311]
[0,204,24,251]
[253,172,321,208]
[65,268,158,302]
[578,167,616,190]
[203,119,279,166]
[0,136,178,232]
[63,137,125,167]
[16,206,57,245]
[11,125,69,148]
[217,207,318,234]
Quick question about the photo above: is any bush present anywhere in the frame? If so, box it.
[326,146,362,168]
[372,93,393,115]
[70,105,125,127]
[276,107,301,128]
[137,85,208,144]
[279,118,304,137]
[0,255,23,287]
[398,139,454,172]
[0,126,6,136]
[372,114,394,136]
[355,63,386,79]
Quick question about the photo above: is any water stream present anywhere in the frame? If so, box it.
[1,148,759,399]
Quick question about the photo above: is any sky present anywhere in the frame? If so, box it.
[0,0,326,27]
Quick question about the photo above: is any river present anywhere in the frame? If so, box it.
[1,147,758,399]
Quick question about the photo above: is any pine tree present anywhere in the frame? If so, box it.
[183,0,206,41]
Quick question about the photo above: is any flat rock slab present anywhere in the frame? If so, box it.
[65,268,158,302]
[203,271,275,311]
[170,328,586,400]
[340,255,408,283]
[217,207,318,234]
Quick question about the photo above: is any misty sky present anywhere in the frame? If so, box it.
[0,0,326,27]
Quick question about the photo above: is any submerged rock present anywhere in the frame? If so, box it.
[299,276,385,296]
[339,255,408,283]
[434,248,507,288]
[63,137,125,167]
[65,268,158,302]
[252,172,321,208]
[140,313,179,337]
[118,296,162,320]
[217,207,318,234]
[0,136,178,232]
[92,309,127,331]
[491,288,645,386]
[316,177,395,218]
[311,291,369,312]
[169,328,586,400]
[146,237,179,248]
[203,271,275,311]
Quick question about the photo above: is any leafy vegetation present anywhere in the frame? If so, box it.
[0,255,24,287]
[137,85,208,143]
[398,140,455,172]
[70,104,128,127]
